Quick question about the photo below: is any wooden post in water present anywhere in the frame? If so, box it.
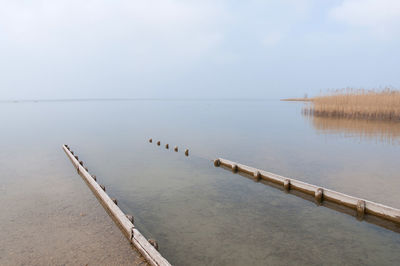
[62,145,171,266]
[253,171,261,182]
[315,188,323,204]
[357,200,366,219]
[283,179,290,192]
[231,164,238,173]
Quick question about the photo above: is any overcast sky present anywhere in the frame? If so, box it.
[1,0,399,100]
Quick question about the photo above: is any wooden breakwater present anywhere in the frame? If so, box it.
[62,145,171,266]
[214,158,400,230]
[149,138,189,156]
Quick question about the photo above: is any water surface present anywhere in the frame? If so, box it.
[1,100,399,265]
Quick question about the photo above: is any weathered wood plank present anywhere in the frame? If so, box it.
[63,145,171,266]
[217,158,400,224]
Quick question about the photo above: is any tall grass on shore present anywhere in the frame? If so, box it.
[303,89,400,121]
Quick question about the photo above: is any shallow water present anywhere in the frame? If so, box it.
[1,100,400,265]
[0,126,145,265]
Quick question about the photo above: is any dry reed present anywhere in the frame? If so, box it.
[303,88,400,121]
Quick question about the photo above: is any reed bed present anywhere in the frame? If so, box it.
[303,89,400,121]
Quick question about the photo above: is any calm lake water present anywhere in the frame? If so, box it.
[1,100,400,265]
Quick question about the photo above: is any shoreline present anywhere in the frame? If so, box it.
[281,98,312,102]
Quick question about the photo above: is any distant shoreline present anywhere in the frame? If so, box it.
[280,98,312,102]
[0,98,277,103]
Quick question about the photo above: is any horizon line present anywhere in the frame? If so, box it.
[0,97,281,103]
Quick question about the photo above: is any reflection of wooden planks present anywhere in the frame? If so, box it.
[215,158,400,225]
[62,145,171,266]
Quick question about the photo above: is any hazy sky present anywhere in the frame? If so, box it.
[1,0,399,100]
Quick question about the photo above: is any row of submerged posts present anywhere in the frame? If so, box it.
[214,158,400,231]
[62,145,171,266]
[149,138,189,156]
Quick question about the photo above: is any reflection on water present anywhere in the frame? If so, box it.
[304,114,400,145]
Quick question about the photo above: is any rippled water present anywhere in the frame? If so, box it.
[1,100,400,265]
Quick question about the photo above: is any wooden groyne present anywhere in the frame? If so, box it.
[62,145,171,266]
[148,138,189,156]
[214,158,400,229]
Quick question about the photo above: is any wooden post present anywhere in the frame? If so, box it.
[62,145,171,266]
[232,164,238,173]
[315,188,323,204]
[283,179,290,192]
[357,200,366,219]
[126,214,134,224]
[112,198,118,205]
[148,239,159,251]
[253,171,261,182]
[185,149,189,156]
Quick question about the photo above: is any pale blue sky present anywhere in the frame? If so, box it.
[0,0,399,100]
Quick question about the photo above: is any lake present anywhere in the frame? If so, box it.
[1,99,400,265]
